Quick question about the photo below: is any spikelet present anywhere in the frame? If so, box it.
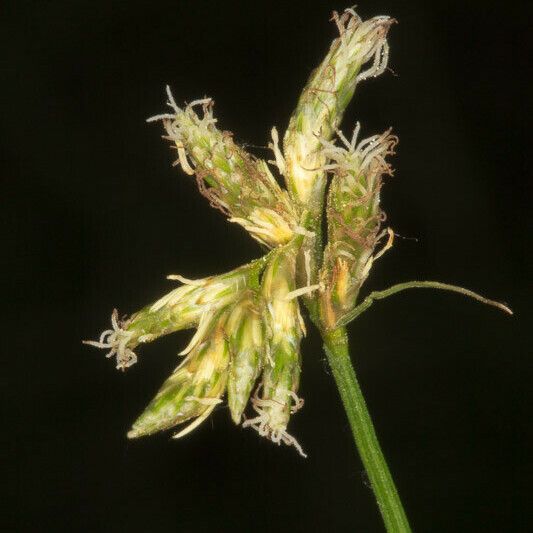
[83,258,267,370]
[243,246,307,457]
[226,292,265,424]
[127,310,230,438]
[283,9,395,206]
[319,126,398,327]
[148,89,298,248]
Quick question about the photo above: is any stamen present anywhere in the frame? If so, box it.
[372,227,394,261]
[186,97,213,110]
[269,127,286,176]
[150,284,195,312]
[242,387,307,456]
[360,256,374,281]
[172,402,218,439]
[356,32,390,83]
[165,85,179,112]
[99,328,114,344]
[272,429,307,459]
[166,274,206,286]
[284,284,320,301]
[293,226,315,238]
[83,310,137,370]
[336,127,352,150]
[110,309,120,330]
[350,122,362,151]
[288,391,305,413]
[176,143,196,176]
[137,334,155,343]
[185,396,223,406]
[337,249,356,260]
[178,308,214,355]
[83,339,111,349]
[146,113,176,123]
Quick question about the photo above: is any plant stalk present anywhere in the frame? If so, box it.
[322,326,412,533]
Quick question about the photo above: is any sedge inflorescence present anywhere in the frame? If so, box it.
[84,8,397,456]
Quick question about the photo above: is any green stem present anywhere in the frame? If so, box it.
[322,326,412,533]
[337,281,512,328]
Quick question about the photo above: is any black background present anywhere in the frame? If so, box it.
[3,1,530,532]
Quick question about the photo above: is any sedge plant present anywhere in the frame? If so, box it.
[84,8,511,532]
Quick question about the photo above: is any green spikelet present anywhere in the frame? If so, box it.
[226,292,265,424]
[150,88,298,248]
[283,10,394,207]
[243,246,307,457]
[83,258,267,369]
[128,313,230,439]
[319,127,397,327]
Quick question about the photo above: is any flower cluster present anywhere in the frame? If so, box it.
[283,9,395,206]
[88,244,306,455]
[84,8,396,455]
[148,90,298,248]
[319,125,398,327]
[84,260,264,370]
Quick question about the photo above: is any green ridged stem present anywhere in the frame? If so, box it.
[322,326,412,533]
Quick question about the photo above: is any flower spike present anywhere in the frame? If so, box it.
[84,257,268,369]
[226,292,266,424]
[242,245,306,456]
[283,9,395,206]
[85,9,511,501]
[148,87,298,248]
[128,311,230,438]
[319,126,398,327]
